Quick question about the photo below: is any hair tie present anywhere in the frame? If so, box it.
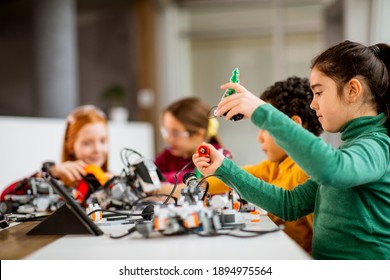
[207,118,219,139]
[67,115,76,124]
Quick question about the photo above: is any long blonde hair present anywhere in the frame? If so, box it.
[61,105,109,171]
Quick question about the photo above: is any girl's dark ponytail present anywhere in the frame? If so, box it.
[373,43,390,133]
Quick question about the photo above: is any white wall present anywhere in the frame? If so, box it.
[0,117,154,192]
[156,2,326,166]
[344,0,390,45]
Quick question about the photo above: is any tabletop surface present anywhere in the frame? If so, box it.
[0,215,311,260]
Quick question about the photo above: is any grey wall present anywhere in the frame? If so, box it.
[0,0,139,119]
[0,0,34,116]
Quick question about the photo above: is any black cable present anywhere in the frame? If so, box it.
[102,207,280,239]
[86,208,153,218]
[131,193,178,209]
[162,160,194,205]
[239,227,281,235]
[110,226,137,239]
[100,175,119,189]
[120,148,175,206]
[120,148,143,169]
[192,227,280,238]
[233,227,281,237]
[10,215,50,223]
[120,149,131,169]
[192,231,221,237]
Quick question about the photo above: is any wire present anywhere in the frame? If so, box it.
[162,160,194,205]
[131,193,178,208]
[240,227,281,234]
[198,174,243,210]
[119,148,174,205]
[234,227,281,237]
[100,175,119,189]
[110,226,137,239]
[10,214,50,223]
[120,148,143,169]
[192,226,280,238]
[86,208,153,218]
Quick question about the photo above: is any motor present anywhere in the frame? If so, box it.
[120,148,165,194]
[180,172,207,204]
[0,178,62,214]
[87,148,166,211]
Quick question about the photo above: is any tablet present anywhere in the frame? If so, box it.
[27,175,103,236]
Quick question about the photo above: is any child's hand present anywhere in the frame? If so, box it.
[216,82,266,120]
[50,160,87,184]
[192,143,224,177]
[105,172,114,180]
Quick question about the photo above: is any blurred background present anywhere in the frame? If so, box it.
[0,0,389,167]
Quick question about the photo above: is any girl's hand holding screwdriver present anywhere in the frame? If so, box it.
[216,82,266,121]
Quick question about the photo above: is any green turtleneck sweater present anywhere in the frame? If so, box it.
[216,104,390,259]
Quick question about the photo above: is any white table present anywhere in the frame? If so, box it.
[25,216,311,260]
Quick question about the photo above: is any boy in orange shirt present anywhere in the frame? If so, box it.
[208,76,323,253]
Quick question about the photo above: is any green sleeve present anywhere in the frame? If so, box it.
[215,158,317,221]
[251,104,389,188]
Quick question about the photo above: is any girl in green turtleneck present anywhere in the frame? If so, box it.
[193,41,390,260]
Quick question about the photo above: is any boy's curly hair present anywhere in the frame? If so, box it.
[260,76,323,136]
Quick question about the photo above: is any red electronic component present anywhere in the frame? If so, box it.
[197,145,210,157]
